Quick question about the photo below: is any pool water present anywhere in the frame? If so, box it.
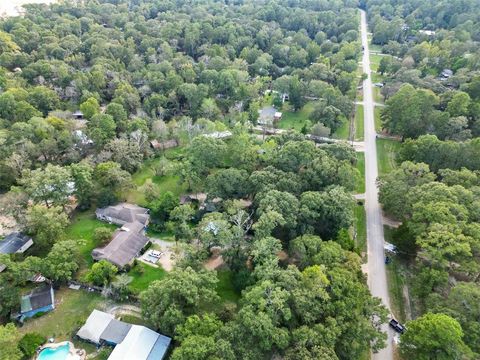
[38,343,70,360]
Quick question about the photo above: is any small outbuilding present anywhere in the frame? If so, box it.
[77,309,171,360]
[19,286,55,321]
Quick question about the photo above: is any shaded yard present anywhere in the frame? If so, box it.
[128,262,167,294]
[19,289,106,353]
[277,102,315,131]
[65,211,116,269]
[355,104,364,141]
[354,203,367,260]
[377,138,401,176]
[216,270,240,303]
[355,152,365,194]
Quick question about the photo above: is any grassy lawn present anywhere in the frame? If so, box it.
[128,262,167,294]
[377,138,401,176]
[19,289,106,352]
[127,149,188,206]
[216,270,241,303]
[369,43,383,52]
[354,203,367,258]
[384,226,407,323]
[373,86,384,103]
[65,211,116,269]
[355,152,365,194]
[374,106,382,132]
[355,104,364,141]
[371,72,384,83]
[118,314,148,326]
[277,102,315,131]
[332,118,350,140]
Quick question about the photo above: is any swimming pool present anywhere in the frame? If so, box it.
[38,343,70,360]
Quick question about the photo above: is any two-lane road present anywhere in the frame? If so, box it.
[360,9,394,360]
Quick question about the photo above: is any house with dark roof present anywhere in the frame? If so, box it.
[0,232,33,254]
[77,309,171,360]
[93,203,151,268]
[150,139,179,151]
[19,286,55,321]
[96,203,149,227]
[0,232,34,272]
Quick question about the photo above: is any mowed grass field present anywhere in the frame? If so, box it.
[19,289,105,353]
[65,211,116,269]
[355,104,364,141]
[377,138,401,176]
[277,102,315,131]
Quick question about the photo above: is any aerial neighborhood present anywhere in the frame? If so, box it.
[1,0,480,360]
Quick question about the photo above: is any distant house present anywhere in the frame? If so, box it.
[258,106,281,126]
[74,130,93,145]
[96,203,150,227]
[0,232,33,272]
[441,69,453,79]
[19,286,55,321]
[77,309,171,360]
[149,139,179,151]
[72,110,84,120]
[419,29,436,36]
[203,131,232,140]
[0,232,33,254]
[93,204,150,268]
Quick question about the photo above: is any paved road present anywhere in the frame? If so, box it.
[360,9,394,360]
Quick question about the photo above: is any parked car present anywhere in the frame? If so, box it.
[389,319,406,334]
[150,250,162,258]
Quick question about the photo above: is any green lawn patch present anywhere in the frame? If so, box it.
[384,227,407,322]
[373,86,384,103]
[354,203,367,259]
[277,102,315,131]
[216,270,240,303]
[369,43,383,52]
[128,262,167,294]
[355,152,365,194]
[374,106,382,132]
[332,117,350,140]
[371,72,384,83]
[355,104,364,141]
[65,211,116,268]
[118,314,148,326]
[377,138,401,176]
[19,289,105,346]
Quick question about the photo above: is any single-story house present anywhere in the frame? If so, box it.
[150,139,179,151]
[0,232,34,272]
[72,110,84,120]
[92,221,150,268]
[0,232,33,254]
[441,69,453,79]
[203,131,232,140]
[19,286,55,321]
[77,309,171,360]
[96,203,150,227]
[258,106,277,126]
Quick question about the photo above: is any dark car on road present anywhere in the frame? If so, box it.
[389,319,406,334]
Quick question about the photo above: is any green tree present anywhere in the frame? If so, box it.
[87,114,116,147]
[43,240,81,282]
[26,205,69,250]
[87,260,118,286]
[0,323,22,360]
[400,313,473,360]
[18,333,45,358]
[79,97,100,119]
[21,164,73,208]
[140,267,219,335]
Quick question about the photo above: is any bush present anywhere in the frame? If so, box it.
[94,227,114,245]
[18,332,45,358]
